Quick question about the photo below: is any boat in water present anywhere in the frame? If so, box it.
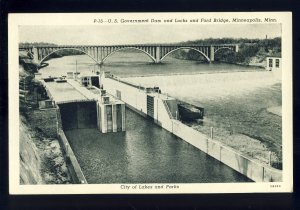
[178,103,204,122]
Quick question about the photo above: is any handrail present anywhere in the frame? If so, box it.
[108,75,146,90]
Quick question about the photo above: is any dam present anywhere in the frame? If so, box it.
[39,73,251,183]
[36,62,282,183]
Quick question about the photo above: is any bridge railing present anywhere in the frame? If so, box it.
[19,43,240,49]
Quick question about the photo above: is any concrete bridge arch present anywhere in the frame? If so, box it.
[160,47,211,63]
[214,46,237,54]
[39,48,99,64]
[101,47,156,63]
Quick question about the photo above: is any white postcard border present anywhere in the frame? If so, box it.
[8,12,293,194]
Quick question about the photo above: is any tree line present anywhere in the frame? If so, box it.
[172,37,281,65]
[19,42,84,61]
[19,38,282,65]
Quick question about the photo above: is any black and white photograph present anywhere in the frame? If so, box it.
[8,12,293,194]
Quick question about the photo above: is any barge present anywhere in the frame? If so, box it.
[178,103,204,122]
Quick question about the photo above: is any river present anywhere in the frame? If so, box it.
[40,51,281,182]
[64,108,250,183]
[40,51,262,78]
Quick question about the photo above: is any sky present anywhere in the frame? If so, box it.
[19,24,281,45]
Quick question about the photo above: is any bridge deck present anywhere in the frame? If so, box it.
[45,81,91,104]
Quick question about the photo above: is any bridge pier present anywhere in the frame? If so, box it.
[209,46,214,62]
[155,46,161,63]
[32,47,40,64]
[235,44,239,53]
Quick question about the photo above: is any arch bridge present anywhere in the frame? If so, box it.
[19,44,239,65]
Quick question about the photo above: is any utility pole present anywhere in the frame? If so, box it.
[75,59,78,80]
[265,34,269,52]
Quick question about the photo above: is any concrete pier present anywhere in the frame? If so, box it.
[97,97,125,133]
[40,74,126,134]
[38,74,127,183]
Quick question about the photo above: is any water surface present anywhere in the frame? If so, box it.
[65,108,251,183]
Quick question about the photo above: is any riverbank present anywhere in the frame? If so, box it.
[171,37,281,67]
[19,56,72,184]
[20,109,72,184]
[171,53,267,68]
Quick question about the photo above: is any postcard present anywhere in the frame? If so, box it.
[9,12,293,194]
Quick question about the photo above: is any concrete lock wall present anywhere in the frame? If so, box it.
[77,102,97,129]
[103,77,173,130]
[156,98,173,131]
[58,103,78,130]
[166,99,178,118]
[97,103,125,133]
[102,77,282,182]
[172,120,207,150]
[55,106,87,184]
[219,145,265,181]
[55,107,63,132]
[263,165,282,182]
[58,129,87,184]
[58,102,97,130]
[102,78,148,113]
[171,120,282,182]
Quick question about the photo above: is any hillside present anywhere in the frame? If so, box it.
[171,37,281,67]
[19,42,84,62]
[19,53,72,184]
